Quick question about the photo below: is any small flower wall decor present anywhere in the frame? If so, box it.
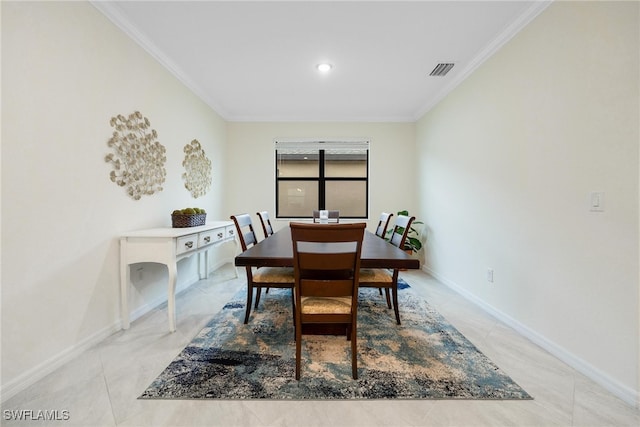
[182,139,212,198]
[104,111,167,200]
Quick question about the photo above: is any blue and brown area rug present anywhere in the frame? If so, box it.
[140,279,531,400]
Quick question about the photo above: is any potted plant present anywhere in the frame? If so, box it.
[387,210,423,254]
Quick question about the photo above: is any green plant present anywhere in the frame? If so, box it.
[172,207,206,215]
[387,210,424,253]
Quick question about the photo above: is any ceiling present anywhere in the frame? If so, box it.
[93,1,550,122]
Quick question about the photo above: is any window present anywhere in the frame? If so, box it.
[275,140,369,219]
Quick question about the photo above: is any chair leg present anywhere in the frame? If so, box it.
[392,285,401,325]
[244,285,253,324]
[384,288,392,309]
[290,290,296,339]
[351,324,358,379]
[255,287,263,308]
[295,318,302,380]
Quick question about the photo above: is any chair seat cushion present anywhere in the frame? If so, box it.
[253,267,295,283]
[301,296,352,314]
[359,268,393,283]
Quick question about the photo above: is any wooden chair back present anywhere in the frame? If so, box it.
[256,211,274,238]
[232,213,295,324]
[375,212,394,238]
[389,215,416,250]
[230,213,258,251]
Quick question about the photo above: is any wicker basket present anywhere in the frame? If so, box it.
[171,213,207,228]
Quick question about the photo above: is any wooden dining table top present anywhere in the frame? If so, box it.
[234,225,420,270]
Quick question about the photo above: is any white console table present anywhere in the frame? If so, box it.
[120,221,235,332]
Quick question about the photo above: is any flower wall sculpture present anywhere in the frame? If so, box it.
[182,139,212,198]
[105,111,167,200]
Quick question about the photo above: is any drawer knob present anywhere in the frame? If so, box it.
[185,241,194,249]
[217,233,223,238]
[204,236,211,243]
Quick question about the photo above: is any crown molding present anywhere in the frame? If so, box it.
[225,115,416,123]
[90,1,232,120]
[412,0,553,121]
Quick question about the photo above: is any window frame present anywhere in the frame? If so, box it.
[275,139,369,220]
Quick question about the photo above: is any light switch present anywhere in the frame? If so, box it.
[590,192,605,212]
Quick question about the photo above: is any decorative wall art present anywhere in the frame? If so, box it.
[182,139,212,198]
[105,111,167,200]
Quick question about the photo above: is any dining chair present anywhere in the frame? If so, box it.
[359,214,415,325]
[373,212,394,297]
[375,212,394,238]
[230,214,295,324]
[312,210,339,223]
[256,211,274,239]
[256,211,276,295]
[290,222,365,380]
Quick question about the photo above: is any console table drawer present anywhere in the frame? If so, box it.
[198,230,215,247]
[225,225,236,240]
[214,228,227,243]
[176,234,198,255]
[199,228,225,247]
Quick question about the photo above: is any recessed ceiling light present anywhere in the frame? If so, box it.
[316,63,333,73]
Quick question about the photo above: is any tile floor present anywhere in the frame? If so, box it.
[2,265,639,426]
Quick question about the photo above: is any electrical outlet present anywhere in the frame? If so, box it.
[486,268,494,283]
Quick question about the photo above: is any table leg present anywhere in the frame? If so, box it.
[233,238,240,278]
[167,262,178,333]
[120,239,130,330]
[197,250,210,280]
[204,249,210,278]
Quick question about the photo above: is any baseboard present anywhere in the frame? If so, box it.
[423,266,640,408]
[1,260,234,404]
[0,322,120,403]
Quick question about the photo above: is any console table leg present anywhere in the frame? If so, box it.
[204,249,210,279]
[197,251,210,280]
[167,263,178,332]
[233,239,240,278]
[120,239,130,330]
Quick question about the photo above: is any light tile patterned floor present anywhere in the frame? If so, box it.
[2,265,639,426]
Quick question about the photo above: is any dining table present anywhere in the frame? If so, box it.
[234,225,420,270]
[234,224,420,334]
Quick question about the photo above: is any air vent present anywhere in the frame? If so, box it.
[429,63,455,77]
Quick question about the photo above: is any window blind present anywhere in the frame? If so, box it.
[275,140,369,152]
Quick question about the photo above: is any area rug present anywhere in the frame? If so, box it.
[140,279,531,400]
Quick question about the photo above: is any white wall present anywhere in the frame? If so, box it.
[1,2,229,398]
[416,1,639,404]
[4,0,638,409]
[225,122,419,235]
